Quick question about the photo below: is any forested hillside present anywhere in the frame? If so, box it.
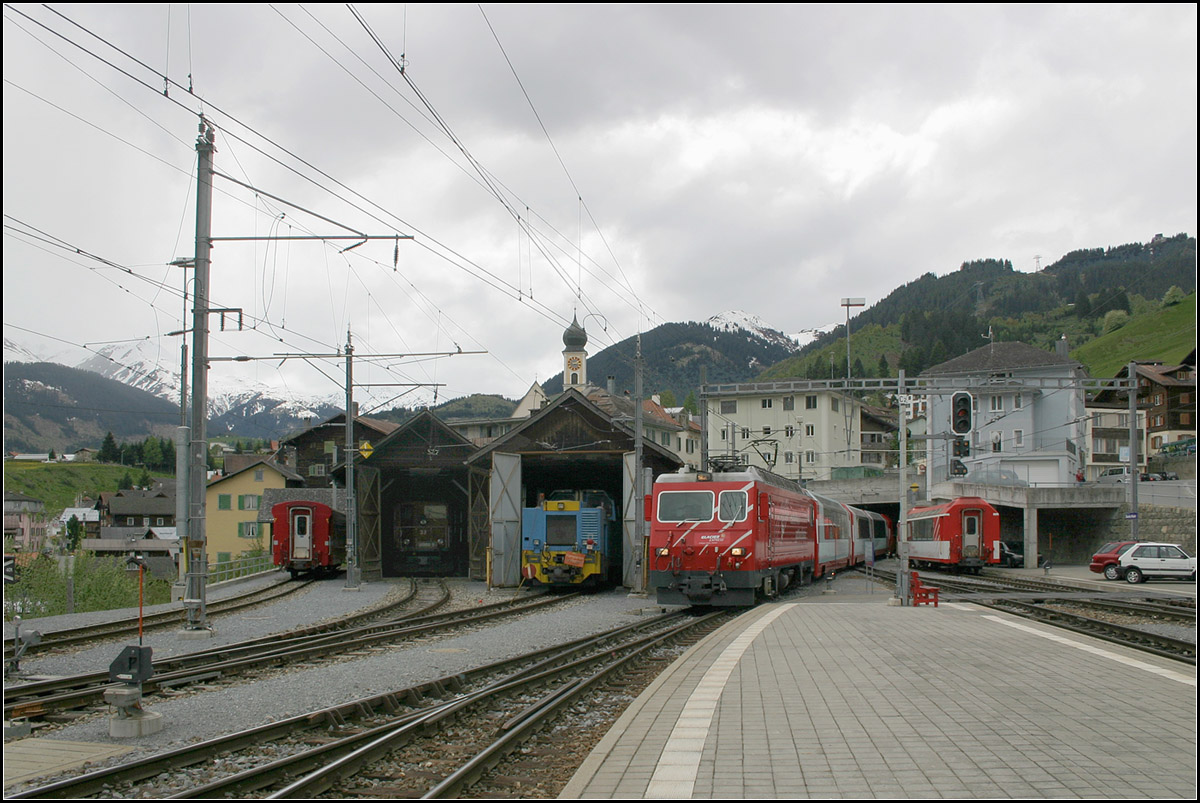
[765,233,1195,381]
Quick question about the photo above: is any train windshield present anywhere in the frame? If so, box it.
[658,491,714,522]
[545,514,578,546]
[718,491,747,522]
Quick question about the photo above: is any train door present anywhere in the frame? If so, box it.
[291,507,313,561]
[961,507,983,561]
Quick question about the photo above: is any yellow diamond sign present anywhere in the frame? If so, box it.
[359,440,374,459]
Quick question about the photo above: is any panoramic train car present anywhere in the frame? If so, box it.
[271,500,346,577]
[845,505,895,564]
[520,490,621,587]
[391,500,458,576]
[905,496,1001,573]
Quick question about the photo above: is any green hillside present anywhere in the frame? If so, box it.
[3,462,150,521]
[1072,293,1196,377]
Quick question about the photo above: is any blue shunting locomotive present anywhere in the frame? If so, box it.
[520,489,621,587]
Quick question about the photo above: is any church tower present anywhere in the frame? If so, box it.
[562,315,588,389]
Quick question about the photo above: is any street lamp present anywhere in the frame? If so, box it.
[840,297,866,380]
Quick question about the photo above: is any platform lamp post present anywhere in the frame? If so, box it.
[840,298,865,380]
[840,298,865,462]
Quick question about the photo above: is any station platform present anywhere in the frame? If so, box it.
[563,572,1197,799]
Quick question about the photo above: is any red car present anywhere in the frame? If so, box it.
[1089,541,1140,581]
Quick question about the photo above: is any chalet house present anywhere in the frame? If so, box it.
[206,459,304,564]
[280,413,399,489]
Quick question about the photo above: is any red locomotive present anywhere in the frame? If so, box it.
[647,466,892,607]
[271,500,346,577]
[904,496,1001,574]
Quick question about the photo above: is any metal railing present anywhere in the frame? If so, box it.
[208,553,274,584]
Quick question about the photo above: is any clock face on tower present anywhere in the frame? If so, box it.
[567,356,582,371]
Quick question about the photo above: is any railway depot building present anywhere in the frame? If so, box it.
[465,387,681,588]
[330,410,476,580]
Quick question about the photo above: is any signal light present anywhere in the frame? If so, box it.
[951,392,973,435]
[953,437,970,458]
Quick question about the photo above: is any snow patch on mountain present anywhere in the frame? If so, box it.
[705,310,838,351]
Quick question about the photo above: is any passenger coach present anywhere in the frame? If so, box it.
[905,496,1001,573]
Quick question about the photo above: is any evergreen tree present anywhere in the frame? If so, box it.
[877,354,890,378]
[98,432,120,463]
[118,472,134,491]
[65,515,84,552]
[1074,291,1092,318]
[682,391,699,415]
[143,437,163,471]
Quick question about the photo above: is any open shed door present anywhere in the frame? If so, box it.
[489,452,522,587]
[621,452,640,589]
[356,465,382,581]
[467,466,489,581]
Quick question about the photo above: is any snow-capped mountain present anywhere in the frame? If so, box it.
[5,336,343,439]
[705,310,838,351]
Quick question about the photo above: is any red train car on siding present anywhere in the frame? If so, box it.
[905,496,1001,574]
[271,500,346,577]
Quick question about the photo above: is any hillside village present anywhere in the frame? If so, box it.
[6,305,1196,577]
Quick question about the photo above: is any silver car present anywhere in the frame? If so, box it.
[1118,542,1197,583]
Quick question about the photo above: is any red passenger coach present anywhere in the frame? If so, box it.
[271,501,346,578]
[905,496,1000,573]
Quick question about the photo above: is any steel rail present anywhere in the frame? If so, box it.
[3,576,306,659]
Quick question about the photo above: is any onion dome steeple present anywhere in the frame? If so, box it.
[562,315,588,349]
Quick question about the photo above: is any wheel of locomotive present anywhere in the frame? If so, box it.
[1104,564,1121,581]
[1124,566,1144,584]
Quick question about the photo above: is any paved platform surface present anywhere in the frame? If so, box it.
[563,577,1197,799]
[3,739,131,787]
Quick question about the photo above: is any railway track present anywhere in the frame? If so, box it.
[8,609,729,799]
[866,566,1196,664]
[4,574,309,661]
[4,577,440,721]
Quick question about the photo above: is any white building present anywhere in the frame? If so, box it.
[922,341,1087,486]
[703,383,862,481]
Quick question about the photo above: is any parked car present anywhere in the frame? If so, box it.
[1161,471,1180,481]
[998,542,1044,568]
[998,542,1023,568]
[1118,542,1197,583]
[963,467,1029,487]
[1097,467,1134,484]
[1089,540,1140,580]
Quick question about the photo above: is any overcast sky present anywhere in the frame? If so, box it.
[4,4,1196,409]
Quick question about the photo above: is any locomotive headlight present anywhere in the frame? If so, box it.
[656,547,669,556]
[729,547,745,557]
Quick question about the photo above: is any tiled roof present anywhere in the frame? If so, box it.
[922,342,1078,376]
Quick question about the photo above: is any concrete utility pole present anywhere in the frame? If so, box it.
[345,332,359,590]
[896,369,910,606]
[1128,361,1140,539]
[184,117,215,632]
[632,334,645,593]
